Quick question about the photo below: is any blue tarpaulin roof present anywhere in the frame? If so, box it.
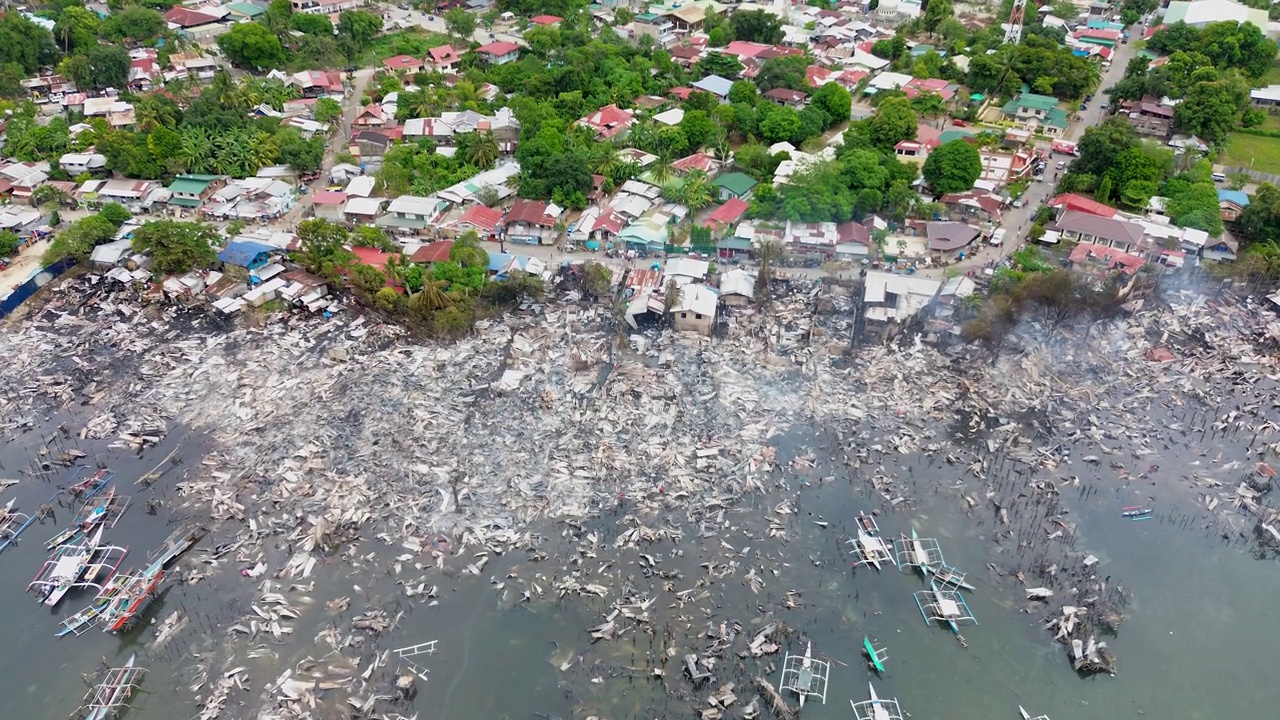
[217,240,277,267]
[486,252,514,273]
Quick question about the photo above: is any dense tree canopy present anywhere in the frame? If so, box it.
[729,9,784,44]
[922,140,982,194]
[219,22,287,70]
[0,13,59,75]
[131,221,220,275]
[1148,21,1277,79]
[1173,77,1250,143]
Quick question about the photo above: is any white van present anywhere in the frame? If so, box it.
[990,229,1007,247]
[1211,172,1227,183]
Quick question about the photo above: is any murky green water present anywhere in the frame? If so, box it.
[2,397,1278,720]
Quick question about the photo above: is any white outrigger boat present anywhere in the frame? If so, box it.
[1019,705,1051,720]
[849,513,896,570]
[76,653,147,720]
[778,640,829,707]
[851,682,904,720]
[28,527,127,607]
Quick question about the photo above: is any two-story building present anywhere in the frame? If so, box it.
[631,13,676,46]
[1000,92,1068,136]
[377,195,445,234]
[502,199,559,245]
[166,174,226,211]
[474,41,521,65]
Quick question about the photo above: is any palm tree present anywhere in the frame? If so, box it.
[648,155,675,186]
[211,70,241,110]
[246,132,279,171]
[590,143,621,177]
[452,80,480,109]
[179,127,214,173]
[680,171,715,212]
[409,279,450,315]
[465,132,500,168]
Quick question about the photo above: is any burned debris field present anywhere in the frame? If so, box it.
[2,275,1280,720]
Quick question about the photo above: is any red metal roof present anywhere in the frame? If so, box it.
[349,246,396,268]
[723,41,772,59]
[429,45,459,63]
[1048,193,1117,218]
[529,14,562,24]
[456,204,503,233]
[672,152,715,174]
[311,190,346,206]
[764,88,808,103]
[703,198,749,228]
[1069,243,1146,275]
[579,104,634,139]
[164,7,220,27]
[504,199,553,227]
[476,41,521,57]
[409,240,454,264]
[383,55,423,71]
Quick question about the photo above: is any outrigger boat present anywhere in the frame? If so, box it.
[931,562,977,592]
[47,488,130,551]
[913,579,978,639]
[68,468,114,500]
[778,640,830,707]
[850,514,896,570]
[76,653,146,720]
[862,635,887,673]
[1019,705,1051,720]
[1122,506,1153,520]
[851,683,904,720]
[94,526,202,635]
[29,527,128,608]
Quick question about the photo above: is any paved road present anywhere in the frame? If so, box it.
[381,8,524,46]
[287,68,378,224]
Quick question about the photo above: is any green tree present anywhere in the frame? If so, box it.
[131,220,219,275]
[218,22,287,70]
[314,97,343,124]
[32,184,70,210]
[99,203,132,227]
[278,135,324,173]
[755,54,809,92]
[921,139,981,194]
[679,109,716,150]
[1173,77,1249,144]
[41,215,118,265]
[0,14,58,75]
[84,45,130,91]
[337,10,383,60]
[729,9,784,44]
[55,6,100,52]
[696,52,743,79]
[293,218,355,285]
[922,0,954,34]
[290,13,333,35]
[450,230,489,269]
[729,80,758,105]
[444,7,476,41]
[1095,175,1112,204]
[811,82,851,126]
[101,7,165,43]
[867,97,918,151]
[759,105,801,143]
[0,231,20,257]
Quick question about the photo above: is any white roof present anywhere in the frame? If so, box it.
[868,71,913,91]
[719,268,756,299]
[863,271,941,320]
[670,283,718,316]
[60,152,106,167]
[663,257,710,284]
[90,239,133,265]
[1251,85,1280,103]
[653,108,685,126]
[386,195,439,216]
[345,176,376,197]
[849,50,891,72]
[344,196,387,216]
[1164,0,1267,27]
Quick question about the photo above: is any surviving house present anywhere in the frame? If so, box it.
[1048,193,1117,218]
[310,190,347,222]
[925,222,980,253]
[343,196,386,225]
[578,104,635,140]
[383,55,425,74]
[691,74,735,101]
[474,41,521,65]
[669,283,719,335]
[862,271,943,328]
[1218,189,1249,222]
[428,45,461,73]
[502,199,558,245]
[377,195,444,234]
[59,152,107,175]
[1068,242,1147,295]
[714,172,758,201]
[166,174,225,211]
[1000,92,1068,136]
[217,239,278,273]
[1054,210,1147,252]
[763,88,808,108]
[631,12,676,46]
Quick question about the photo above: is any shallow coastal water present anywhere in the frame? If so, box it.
[2,398,1279,720]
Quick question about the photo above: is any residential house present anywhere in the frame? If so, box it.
[383,55,425,74]
[403,108,521,153]
[1068,242,1147,295]
[671,152,718,177]
[167,54,219,84]
[502,199,558,245]
[631,12,676,46]
[0,207,43,236]
[1000,92,1068,136]
[346,176,376,198]
[1054,210,1147,252]
[571,207,628,248]
[925,222,980,253]
[940,191,1003,223]
[59,152,107,175]
[217,239,278,273]
[409,240,455,266]
[311,190,347,222]
[77,179,155,209]
[128,51,161,92]
[669,44,703,68]
[721,41,773,62]
[1218,189,1249,221]
[977,150,1034,188]
[225,2,267,21]
[428,45,461,73]
[288,70,345,98]
[1048,193,1117,218]
[453,204,504,236]
[718,268,757,306]
[763,88,809,108]
[1119,100,1174,138]
[663,5,707,34]
[691,75,734,102]
[862,271,943,328]
[902,77,957,102]
[653,107,685,126]
[663,257,710,286]
[166,174,226,211]
[781,220,841,259]
[619,209,678,253]
[344,197,386,224]
[669,283,719,335]
[163,7,229,39]
[474,41,521,65]
[353,104,386,128]
[578,104,635,140]
[714,172,758,201]
[1203,236,1239,263]
[1250,85,1280,109]
[894,124,943,164]
[835,220,873,261]
[529,14,562,26]
[291,0,365,14]
[703,198,749,235]
[438,164,520,205]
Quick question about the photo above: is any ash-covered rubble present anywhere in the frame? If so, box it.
[3,274,1280,714]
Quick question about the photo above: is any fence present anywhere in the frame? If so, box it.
[0,258,78,320]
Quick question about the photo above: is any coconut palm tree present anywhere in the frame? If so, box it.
[648,155,676,186]
[680,171,715,212]
[590,143,621,178]
[179,127,215,173]
[464,132,500,169]
[409,279,450,315]
[210,70,241,110]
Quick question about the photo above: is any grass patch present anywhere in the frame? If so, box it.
[1259,113,1280,131]
[357,29,454,68]
[1224,133,1280,175]
[1262,63,1280,86]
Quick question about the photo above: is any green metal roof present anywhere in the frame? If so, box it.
[168,196,202,208]
[167,175,220,194]
[717,237,753,251]
[226,2,266,16]
[1044,108,1069,129]
[1005,92,1058,113]
[714,172,757,195]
